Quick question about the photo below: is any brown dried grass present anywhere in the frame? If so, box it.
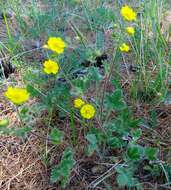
[0,78,49,190]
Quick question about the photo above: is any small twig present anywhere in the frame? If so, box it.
[159,163,170,184]
[99,48,117,124]
[88,161,123,188]
[10,47,42,62]
[159,182,171,190]
[1,159,40,189]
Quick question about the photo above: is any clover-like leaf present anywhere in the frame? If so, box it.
[145,147,158,161]
[50,128,63,145]
[127,146,143,161]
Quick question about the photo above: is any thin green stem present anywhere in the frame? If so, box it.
[70,108,77,145]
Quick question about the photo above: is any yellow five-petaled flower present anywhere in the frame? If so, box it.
[126,26,135,36]
[119,43,130,52]
[121,6,137,21]
[43,37,66,54]
[74,98,85,108]
[80,104,95,119]
[5,86,30,105]
[43,60,59,74]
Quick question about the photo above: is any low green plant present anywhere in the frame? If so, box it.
[50,147,75,188]
[1,0,170,189]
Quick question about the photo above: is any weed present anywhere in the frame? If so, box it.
[1,0,171,189]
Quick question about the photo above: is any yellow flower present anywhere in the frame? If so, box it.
[126,26,135,36]
[44,37,66,54]
[119,43,130,52]
[74,98,85,108]
[0,118,9,127]
[43,60,59,74]
[80,104,95,119]
[5,86,30,105]
[121,6,137,21]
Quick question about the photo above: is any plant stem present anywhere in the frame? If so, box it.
[70,108,77,145]
[15,105,51,141]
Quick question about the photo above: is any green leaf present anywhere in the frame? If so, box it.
[90,128,106,143]
[149,110,157,128]
[112,89,122,102]
[86,134,98,156]
[105,89,126,111]
[20,107,29,115]
[27,84,40,97]
[107,137,126,148]
[131,129,142,140]
[50,166,61,183]
[50,128,63,145]
[116,166,139,188]
[13,126,32,137]
[129,119,140,128]
[113,101,127,111]
[50,147,75,188]
[117,173,131,187]
[88,67,102,81]
[96,31,104,49]
[0,126,11,135]
[145,147,158,161]
[86,134,97,144]
[127,146,142,161]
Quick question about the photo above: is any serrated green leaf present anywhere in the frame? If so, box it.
[131,129,142,140]
[86,134,98,156]
[129,119,140,128]
[13,126,32,137]
[117,173,131,187]
[105,89,126,110]
[111,89,122,102]
[107,137,126,148]
[27,84,40,97]
[113,101,127,111]
[20,107,29,115]
[116,168,139,188]
[50,128,63,145]
[50,166,61,183]
[127,146,142,161]
[50,147,75,188]
[145,147,158,161]
[86,134,97,145]
[88,67,102,81]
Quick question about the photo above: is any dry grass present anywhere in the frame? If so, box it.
[0,75,49,190]
[0,136,48,190]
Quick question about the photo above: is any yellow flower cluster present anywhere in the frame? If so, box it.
[119,43,130,52]
[42,37,66,75]
[126,26,135,36]
[43,60,59,74]
[80,104,95,119]
[121,5,136,21]
[120,5,137,53]
[5,86,30,105]
[74,98,85,108]
[4,36,67,106]
[43,37,66,54]
[74,98,95,119]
